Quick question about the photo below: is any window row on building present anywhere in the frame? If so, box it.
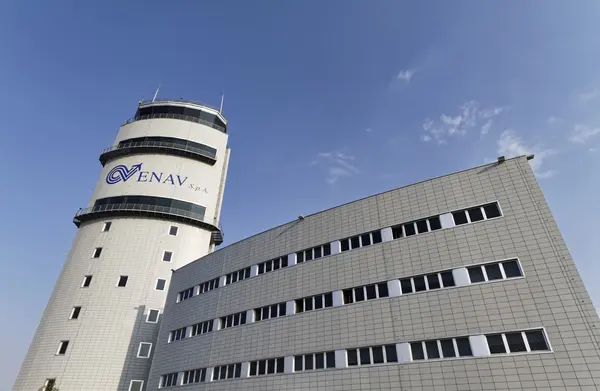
[167,258,524,343]
[158,328,550,388]
[175,201,504,305]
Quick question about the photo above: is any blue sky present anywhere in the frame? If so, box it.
[2,0,600,384]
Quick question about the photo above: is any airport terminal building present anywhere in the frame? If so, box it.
[13,98,600,391]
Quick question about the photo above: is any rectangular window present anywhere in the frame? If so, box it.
[343,289,354,304]
[372,230,382,244]
[315,353,324,369]
[411,342,424,360]
[440,271,455,287]
[323,243,331,256]
[146,309,159,323]
[102,222,112,232]
[427,274,441,290]
[162,251,173,263]
[354,287,365,302]
[169,225,178,236]
[392,226,403,239]
[347,349,358,366]
[349,236,359,249]
[486,334,506,354]
[267,359,275,374]
[182,368,206,385]
[326,351,335,368]
[44,379,56,391]
[129,380,144,391]
[400,278,413,294]
[92,247,102,258]
[483,202,502,218]
[340,239,350,252]
[359,347,371,365]
[468,266,485,283]
[526,330,549,351]
[314,246,322,259]
[377,282,389,297]
[505,332,527,352]
[117,275,128,287]
[413,276,426,292]
[324,292,333,307]
[314,295,323,309]
[456,337,472,356]
[404,223,416,236]
[305,249,313,261]
[155,279,166,291]
[296,251,305,263]
[440,339,455,358]
[452,210,468,225]
[69,306,81,320]
[366,284,377,300]
[81,275,92,287]
[361,233,372,247]
[425,340,440,359]
[385,345,398,362]
[416,219,429,234]
[429,216,442,230]
[137,342,152,358]
[372,346,384,364]
[294,356,303,371]
[485,263,503,280]
[468,207,484,222]
[161,373,178,387]
[57,340,69,355]
[502,260,522,277]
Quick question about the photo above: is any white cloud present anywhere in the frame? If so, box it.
[312,151,360,184]
[569,124,600,144]
[589,148,597,153]
[422,101,505,143]
[577,89,598,103]
[496,130,557,178]
[480,120,493,136]
[547,116,561,124]
[396,69,416,83]
[365,128,373,133]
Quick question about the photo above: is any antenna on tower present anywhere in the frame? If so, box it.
[152,85,161,102]
[219,93,224,114]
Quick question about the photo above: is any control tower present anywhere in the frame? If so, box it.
[13,98,230,391]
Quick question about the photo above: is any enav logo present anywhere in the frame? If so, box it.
[105,163,208,193]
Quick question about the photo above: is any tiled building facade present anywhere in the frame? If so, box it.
[147,156,600,390]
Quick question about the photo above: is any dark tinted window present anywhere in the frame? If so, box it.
[326,351,335,368]
[305,355,313,370]
[71,306,81,319]
[314,295,323,309]
[258,360,266,375]
[350,236,360,249]
[366,285,377,300]
[324,293,333,307]
[502,260,522,277]
[119,136,217,159]
[416,219,429,233]
[487,334,506,354]
[377,282,389,298]
[372,230,382,243]
[429,216,442,230]
[267,359,275,374]
[323,243,331,256]
[505,332,527,352]
[468,207,484,222]
[452,210,468,225]
[427,274,440,290]
[136,105,226,130]
[400,278,413,294]
[347,349,358,366]
[411,342,424,360]
[361,233,371,246]
[340,239,350,252]
[359,348,371,365]
[468,266,485,283]
[93,195,206,220]
[314,246,322,258]
[526,330,549,351]
[343,289,354,304]
[392,226,403,239]
[483,203,502,218]
[294,356,303,371]
[296,251,304,263]
[117,276,128,287]
[354,287,365,302]
[315,353,324,369]
[441,271,455,287]
[305,249,313,261]
[385,345,398,362]
[485,263,503,280]
[413,276,426,292]
[456,337,472,356]
[305,298,313,311]
[404,223,416,236]
[372,346,384,363]
[440,339,455,357]
[58,341,69,355]
[425,341,440,359]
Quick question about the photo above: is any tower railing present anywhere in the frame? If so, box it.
[125,113,226,133]
[99,140,217,166]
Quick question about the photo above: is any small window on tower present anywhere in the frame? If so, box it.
[56,340,69,355]
[162,251,173,263]
[102,222,112,232]
[69,306,81,320]
[81,275,92,287]
[169,226,179,236]
[146,309,160,323]
[117,276,128,287]
[92,247,102,258]
[155,279,166,291]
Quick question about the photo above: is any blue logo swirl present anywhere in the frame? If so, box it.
[106,163,143,184]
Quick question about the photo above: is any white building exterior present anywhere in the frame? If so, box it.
[13,99,230,391]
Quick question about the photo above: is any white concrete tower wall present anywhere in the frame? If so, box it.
[13,99,230,391]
